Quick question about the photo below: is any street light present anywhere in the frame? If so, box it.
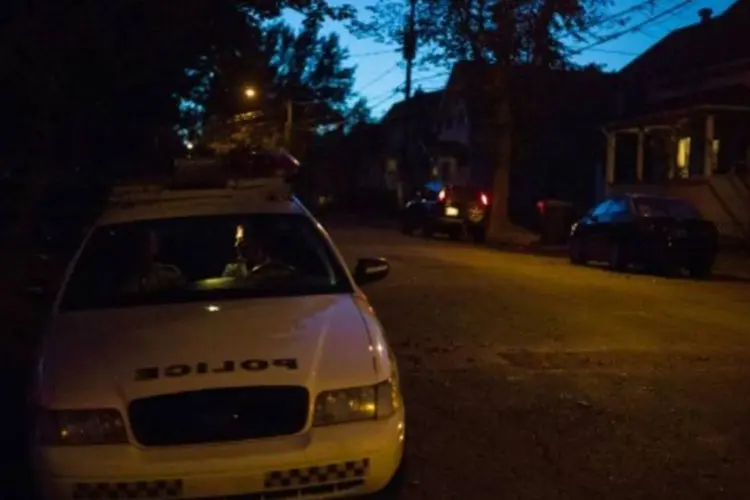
[240,85,291,150]
[185,141,194,150]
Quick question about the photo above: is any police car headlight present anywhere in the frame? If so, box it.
[313,379,400,426]
[36,409,128,446]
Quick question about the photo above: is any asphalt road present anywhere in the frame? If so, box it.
[328,223,750,500]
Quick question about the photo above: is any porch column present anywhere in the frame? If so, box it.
[636,128,645,182]
[704,114,716,177]
[605,131,616,184]
[667,132,677,180]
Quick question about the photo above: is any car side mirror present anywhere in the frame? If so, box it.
[354,257,390,286]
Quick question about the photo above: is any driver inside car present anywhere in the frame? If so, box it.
[222,224,271,279]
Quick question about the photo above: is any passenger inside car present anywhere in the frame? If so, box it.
[121,230,185,293]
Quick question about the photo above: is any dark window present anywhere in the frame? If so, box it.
[632,197,702,219]
[591,200,613,218]
[608,196,632,222]
[447,186,482,202]
[61,213,351,311]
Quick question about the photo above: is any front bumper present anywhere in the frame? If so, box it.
[34,409,405,500]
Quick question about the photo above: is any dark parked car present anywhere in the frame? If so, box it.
[402,184,490,242]
[569,194,719,277]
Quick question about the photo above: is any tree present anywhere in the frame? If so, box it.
[352,0,614,237]
[200,20,356,158]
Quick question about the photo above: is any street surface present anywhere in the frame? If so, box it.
[328,223,750,500]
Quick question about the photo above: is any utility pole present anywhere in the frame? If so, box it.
[399,0,417,206]
[284,99,293,152]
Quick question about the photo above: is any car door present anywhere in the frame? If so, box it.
[606,196,634,247]
[583,199,615,261]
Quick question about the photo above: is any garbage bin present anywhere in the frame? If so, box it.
[537,199,575,246]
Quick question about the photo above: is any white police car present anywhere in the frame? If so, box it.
[31,160,405,499]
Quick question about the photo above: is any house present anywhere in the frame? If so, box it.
[604,2,750,241]
[433,61,617,227]
[376,89,444,203]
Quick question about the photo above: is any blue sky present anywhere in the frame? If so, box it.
[284,0,734,118]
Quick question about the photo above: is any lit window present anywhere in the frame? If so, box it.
[677,137,691,178]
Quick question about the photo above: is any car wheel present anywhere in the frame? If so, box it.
[422,222,433,239]
[608,241,626,271]
[448,226,462,240]
[472,226,487,244]
[401,217,415,236]
[569,238,585,265]
[688,260,713,279]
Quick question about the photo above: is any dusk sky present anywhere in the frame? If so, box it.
[284,0,733,118]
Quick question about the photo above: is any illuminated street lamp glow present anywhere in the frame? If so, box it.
[185,141,194,150]
[244,87,257,99]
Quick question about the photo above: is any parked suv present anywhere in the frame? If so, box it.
[401,184,490,243]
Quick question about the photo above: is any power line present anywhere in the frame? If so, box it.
[570,0,694,56]
[369,89,402,112]
[357,64,400,92]
[585,0,662,32]
[409,71,449,84]
[348,49,399,58]
[587,48,640,56]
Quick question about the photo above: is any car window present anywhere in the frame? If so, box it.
[447,186,481,203]
[608,197,632,222]
[60,213,352,311]
[591,200,612,218]
[632,197,702,219]
[608,197,629,214]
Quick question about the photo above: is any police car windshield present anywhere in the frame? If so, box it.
[60,213,351,311]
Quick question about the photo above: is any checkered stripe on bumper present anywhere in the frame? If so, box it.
[264,458,370,489]
[72,479,182,499]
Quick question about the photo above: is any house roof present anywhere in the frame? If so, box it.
[621,0,750,79]
[440,61,617,131]
[380,90,444,124]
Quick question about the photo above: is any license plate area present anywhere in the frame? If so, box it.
[445,206,459,217]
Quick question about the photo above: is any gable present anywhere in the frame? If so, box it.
[622,1,750,81]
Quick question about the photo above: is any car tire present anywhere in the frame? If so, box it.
[422,222,433,239]
[448,227,462,240]
[401,217,415,236]
[688,260,713,279]
[569,238,585,265]
[608,241,626,271]
[471,226,487,244]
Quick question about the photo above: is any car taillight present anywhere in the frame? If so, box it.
[438,189,446,202]
[480,193,489,206]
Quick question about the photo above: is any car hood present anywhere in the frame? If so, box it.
[36,294,380,408]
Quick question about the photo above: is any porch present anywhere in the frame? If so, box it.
[603,105,750,239]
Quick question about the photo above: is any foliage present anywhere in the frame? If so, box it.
[351,0,614,70]
[0,0,353,172]
[201,20,356,154]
